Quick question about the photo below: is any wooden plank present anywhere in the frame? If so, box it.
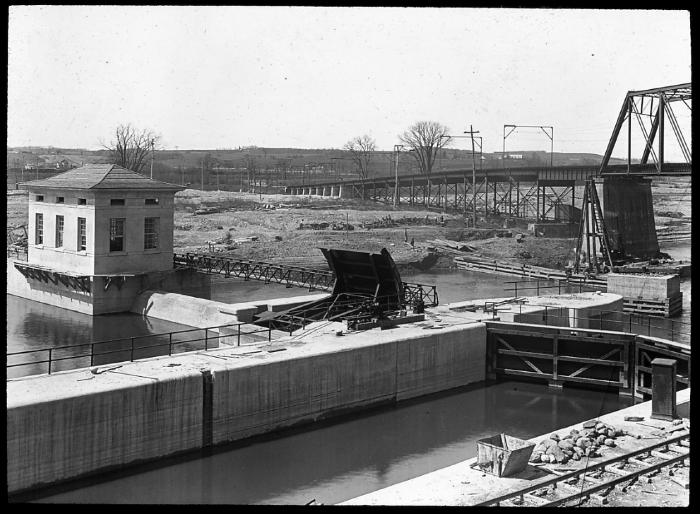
[500,368,554,380]
[497,349,553,360]
[557,355,625,367]
[496,336,544,374]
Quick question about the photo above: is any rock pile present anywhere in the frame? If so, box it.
[530,420,625,464]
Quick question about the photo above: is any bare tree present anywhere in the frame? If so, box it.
[103,124,160,174]
[399,121,451,177]
[343,135,376,182]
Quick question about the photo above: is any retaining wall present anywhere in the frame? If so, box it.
[7,321,486,495]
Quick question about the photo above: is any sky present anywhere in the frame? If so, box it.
[7,6,691,158]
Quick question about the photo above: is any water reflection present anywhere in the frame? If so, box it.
[32,381,632,504]
[6,295,196,378]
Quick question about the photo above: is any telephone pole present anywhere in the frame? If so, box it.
[464,125,480,228]
[393,144,403,207]
[150,138,155,179]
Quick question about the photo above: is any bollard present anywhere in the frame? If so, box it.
[650,358,677,421]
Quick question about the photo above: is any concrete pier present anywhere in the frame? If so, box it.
[7,314,486,494]
[603,177,660,259]
[342,388,690,505]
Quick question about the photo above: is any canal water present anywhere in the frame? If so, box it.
[8,241,689,503]
[28,380,632,504]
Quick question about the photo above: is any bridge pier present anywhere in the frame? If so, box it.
[602,177,659,259]
[339,185,354,198]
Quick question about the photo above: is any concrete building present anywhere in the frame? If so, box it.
[8,164,185,314]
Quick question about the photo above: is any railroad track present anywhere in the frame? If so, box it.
[477,431,689,507]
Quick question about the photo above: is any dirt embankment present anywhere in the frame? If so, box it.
[171,190,579,272]
[7,180,689,272]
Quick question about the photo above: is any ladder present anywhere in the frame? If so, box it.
[574,180,614,274]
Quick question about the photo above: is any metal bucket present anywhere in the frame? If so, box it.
[476,433,535,477]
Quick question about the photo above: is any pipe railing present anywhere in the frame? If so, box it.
[484,302,691,343]
[503,278,601,297]
[7,322,274,378]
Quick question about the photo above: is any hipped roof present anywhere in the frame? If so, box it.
[20,164,184,191]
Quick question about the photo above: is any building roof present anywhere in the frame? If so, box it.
[19,164,185,191]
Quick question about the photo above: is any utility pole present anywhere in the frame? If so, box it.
[150,138,155,179]
[393,144,403,207]
[464,125,480,228]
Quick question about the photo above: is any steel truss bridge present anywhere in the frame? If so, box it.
[284,84,690,222]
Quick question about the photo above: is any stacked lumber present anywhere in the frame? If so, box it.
[453,255,607,288]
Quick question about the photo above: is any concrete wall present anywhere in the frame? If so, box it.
[7,258,94,314]
[7,372,204,493]
[603,177,659,259]
[7,261,211,315]
[607,273,680,300]
[211,324,486,444]
[7,322,487,494]
[130,291,252,326]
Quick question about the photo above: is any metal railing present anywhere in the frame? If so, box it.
[6,322,275,378]
[403,282,439,308]
[483,303,691,343]
[503,278,601,297]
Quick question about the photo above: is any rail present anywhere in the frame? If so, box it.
[6,322,274,377]
[175,252,438,307]
[174,252,335,291]
[504,278,601,297]
[482,303,691,343]
[477,431,689,506]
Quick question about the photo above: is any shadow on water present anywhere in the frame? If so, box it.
[23,380,633,505]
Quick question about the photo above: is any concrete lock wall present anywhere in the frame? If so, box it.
[603,177,659,259]
[7,322,487,493]
[7,372,204,493]
[211,343,398,443]
[211,324,487,444]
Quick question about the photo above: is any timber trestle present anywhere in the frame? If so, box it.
[485,321,690,399]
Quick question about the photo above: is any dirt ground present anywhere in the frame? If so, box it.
[6,183,691,272]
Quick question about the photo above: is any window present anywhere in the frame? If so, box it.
[56,196,64,203]
[144,217,159,249]
[110,199,125,206]
[77,217,86,251]
[145,198,159,205]
[78,198,87,205]
[55,215,64,247]
[35,195,44,202]
[109,218,125,252]
[35,213,43,245]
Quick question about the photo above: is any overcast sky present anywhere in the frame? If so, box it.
[7,6,691,157]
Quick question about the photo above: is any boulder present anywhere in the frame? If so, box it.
[558,440,574,450]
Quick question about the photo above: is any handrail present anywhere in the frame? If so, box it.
[7,321,274,377]
[483,302,690,342]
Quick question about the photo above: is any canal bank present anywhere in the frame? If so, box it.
[7,312,486,495]
[342,388,690,506]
